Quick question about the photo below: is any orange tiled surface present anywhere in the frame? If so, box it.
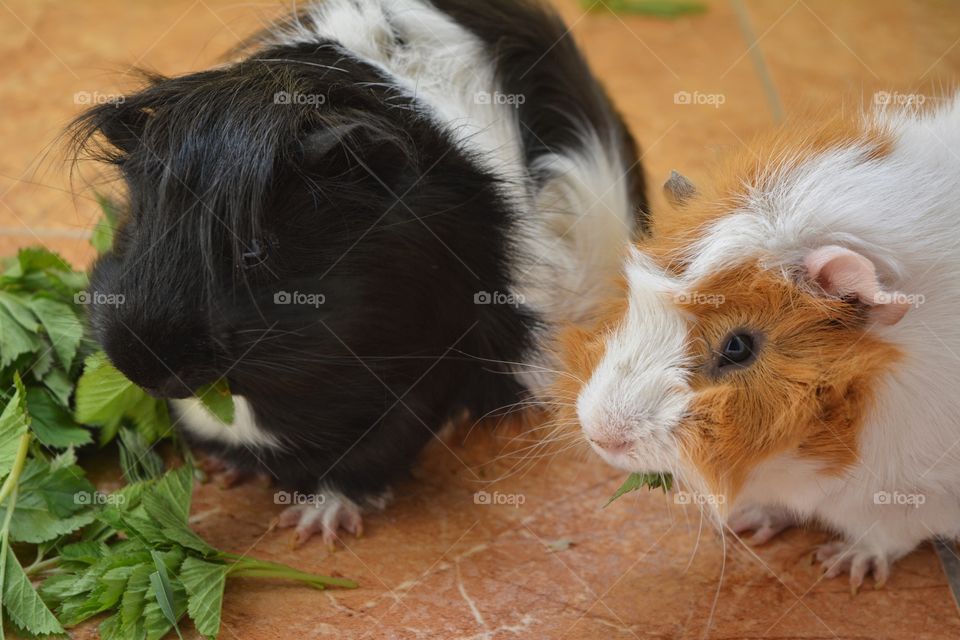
[3,1,960,638]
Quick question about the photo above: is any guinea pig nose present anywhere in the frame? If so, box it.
[589,438,633,454]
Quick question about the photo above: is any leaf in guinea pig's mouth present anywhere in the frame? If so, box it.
[604,472,673,508]
[196,379,235,425]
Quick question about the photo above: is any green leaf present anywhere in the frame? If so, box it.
[74,351,144,434]
[119,562,153,636]
[28,297,84,370]
[0,305,42,369]
[25,386,92,448]
[603,472,673,508]
[0,292,40,333]
[0,376,29,478]
[196,379,234,425]
[0,456,98,543]
[118,427,165,483]
[91,193,121,254]
[42,367,74,408]
[583,0,707,18]
[1,545,64,636]
[149,550,184,640]
[125,394,172,444]
[144,466,193,525]
[180,556,227,639]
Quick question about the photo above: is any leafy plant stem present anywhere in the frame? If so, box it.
[0,434,31,507]
[223,555,356,589]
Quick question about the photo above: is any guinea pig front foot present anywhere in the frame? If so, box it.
[727,504,794,546]
[273,488,393,550]
[815,540,890,594]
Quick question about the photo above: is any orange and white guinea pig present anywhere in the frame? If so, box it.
[559,95,960,591]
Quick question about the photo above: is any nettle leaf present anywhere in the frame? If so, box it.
[149,549,185,640]
[74,351,144,436]
[603,472,673,508]
[0,292,40,333]
[25,386,92,449]
[180,556,227,639]
[91,193,121,254]
[118,427,165,483]
[118,562,153,634]
[0,457,98,543]
[2,546,64,636]
[125,394,172,444]
[74,351,170,445]
[42,367,74,408]
[196,380,234,425]
[0,376,29,478]
[28,297,84,370]
[0,305,42,369]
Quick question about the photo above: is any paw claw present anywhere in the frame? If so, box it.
[815,540,891,591]
[727,504,794,545]
[275,488,390,547]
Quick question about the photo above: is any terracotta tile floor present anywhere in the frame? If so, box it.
[3,0,960,638]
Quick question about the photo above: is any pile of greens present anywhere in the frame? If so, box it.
[0,199,354,639]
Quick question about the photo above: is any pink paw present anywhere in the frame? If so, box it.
[815,540,890,594]
[274,489,392,549]
[727,504,794,546]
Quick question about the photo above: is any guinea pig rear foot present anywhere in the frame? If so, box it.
[816,541,890,594]
[727,504,794,546]
[275,490,364,550]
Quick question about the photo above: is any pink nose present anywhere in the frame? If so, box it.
[589,438,633,454]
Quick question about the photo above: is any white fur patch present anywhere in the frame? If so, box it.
[577,249,692,472]
[173,396,282,449]
[584,95,960,560]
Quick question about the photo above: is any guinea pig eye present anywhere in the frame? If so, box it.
[717,331,758,369]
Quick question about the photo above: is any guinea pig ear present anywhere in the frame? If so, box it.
[663,170,697,207]
[299,121,410,181]
[803,245,911,326]
[300,122,363,163]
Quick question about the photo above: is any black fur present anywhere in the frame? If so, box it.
[73,0,646,503]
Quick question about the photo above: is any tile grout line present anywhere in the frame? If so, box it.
[730,0,785,123]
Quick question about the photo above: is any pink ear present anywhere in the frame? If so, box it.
[803,246,911,326]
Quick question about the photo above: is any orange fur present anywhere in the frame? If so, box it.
[647,114,894,272]
[555,111,901,505]
[677,263,900,502]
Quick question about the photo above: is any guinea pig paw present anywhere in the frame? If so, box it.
[198,456,257,489]
[815,541,890,594]
[275,492,363,550]
[727,504,793,546]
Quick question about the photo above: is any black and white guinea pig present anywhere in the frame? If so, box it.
[560,95,960,590]
[73,0,648,545]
